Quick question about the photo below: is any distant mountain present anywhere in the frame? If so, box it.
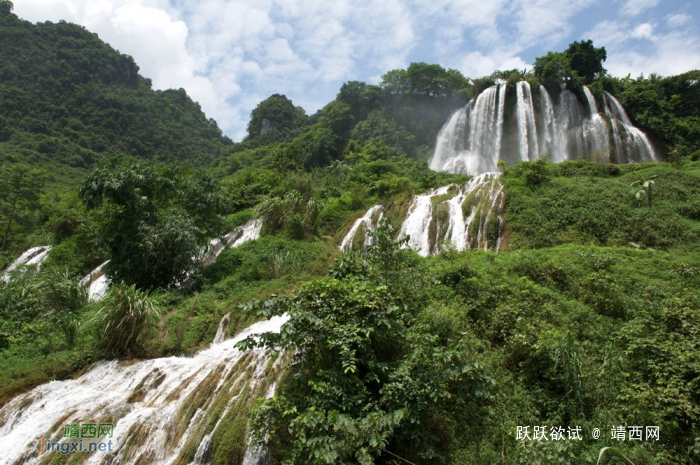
[0,5,231,169]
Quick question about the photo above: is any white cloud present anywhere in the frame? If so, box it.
[620,0,659,16]
[509,0,597,49]
[587,20,632,47]
[630,22,655,40]
[666,13,691,28]
[457,51,529,78]
[587,19,700,77]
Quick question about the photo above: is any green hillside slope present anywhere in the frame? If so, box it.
[0,6,230,170]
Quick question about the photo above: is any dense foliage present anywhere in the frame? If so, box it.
[0,6,230,169]
[241,226,492,464]
[533,40,607,89]
[0,164,45,251]
[246,93,309,143]
[79,157,228,290]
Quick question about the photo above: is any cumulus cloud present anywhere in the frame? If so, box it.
[458,51,529,79]
[630,22,655,40]
[509,0,598,49]
[587,19,700,77]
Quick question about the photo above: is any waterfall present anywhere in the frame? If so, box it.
[341,173,504,256]
[397,190,437,256]
[515,81,539,161]
[0,314,289,465]
[212,313,231,344]
[1,245,52,281]
[398,173,504,255]
[581,87,610,160]
[203,219,263,267]
[429,107,468,173]
[603,91,656,162]
[539,85,558,161]
[430,83,657,175]
[494,83,507,161]
[339,205,384,251]
[80,260,110,301]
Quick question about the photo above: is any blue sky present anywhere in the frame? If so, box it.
[13,0,700,141]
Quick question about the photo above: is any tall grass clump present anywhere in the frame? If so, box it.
[96,282,162,355]
[43,268,89,347]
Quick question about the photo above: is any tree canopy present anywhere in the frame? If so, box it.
[0,10,230,169]
[533,40,606,88]
[79,157,228,290]
[566,40,607,84]
[380,62,469,99]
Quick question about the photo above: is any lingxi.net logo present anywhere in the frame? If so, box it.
[35,423,115,455]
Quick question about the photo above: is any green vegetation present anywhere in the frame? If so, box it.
[96,283,161,355]
[504,160,700,250]
[236,224,699,463]
[0,5,230,170]
[242,226,492,464]
[79,156,228,290]
[533,40,607,89]
[0,163,45,251]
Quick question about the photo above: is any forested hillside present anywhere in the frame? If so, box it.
[1,5,699,464]
[0,5,230,171]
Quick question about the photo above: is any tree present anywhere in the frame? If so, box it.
[0,1,13,16]
[565,40,606,84]
[380,62,469,99]
[337,81,381,122]
[79,157,227,290]
[533,52,576,89]
[0,164,46,251]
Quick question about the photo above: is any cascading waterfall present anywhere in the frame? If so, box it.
[431,85,507,175]
[397,190,437,255]
[602,91,656,163]
[79,260,111,301]
[339,205,384,252]
[515,81,539,161]
[430,82,656,175]
[341,173,505,256]
[1,245,52,281]
[0,314,289,465]
[202,219,263,267]
[581,86,609,159]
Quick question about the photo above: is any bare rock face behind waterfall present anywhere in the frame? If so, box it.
[429,83,656,175]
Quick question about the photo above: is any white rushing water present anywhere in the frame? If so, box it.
[203,219,263,267]
[339,205,384,252]
[341,173,505,256]
[79,260,110,301]
[430,82,656,175]
[0,314,289,465]
[1,245,52,281]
